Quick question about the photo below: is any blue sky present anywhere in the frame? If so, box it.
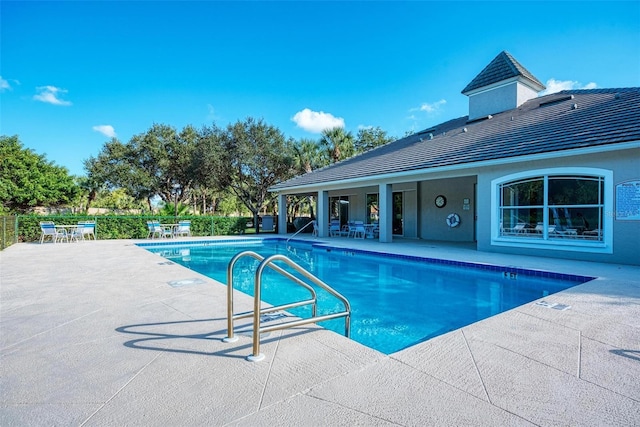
[2,1,639,177]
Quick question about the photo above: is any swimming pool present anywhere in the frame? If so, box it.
[140,238,593,354]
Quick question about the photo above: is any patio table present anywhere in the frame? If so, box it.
[160,224,178,238]
[54,225,78,242]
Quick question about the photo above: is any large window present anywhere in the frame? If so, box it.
[494,169,611,250]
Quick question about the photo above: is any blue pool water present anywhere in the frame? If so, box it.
[140,238,593,354]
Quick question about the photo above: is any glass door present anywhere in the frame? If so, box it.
[329,196,349,228]
[393,192,403,235]
[366,193,379,224]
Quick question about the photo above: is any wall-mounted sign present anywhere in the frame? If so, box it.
[615,180,640,220]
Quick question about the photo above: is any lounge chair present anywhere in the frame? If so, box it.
[174,220,191,237]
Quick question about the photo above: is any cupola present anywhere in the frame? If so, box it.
[462,51,545,120]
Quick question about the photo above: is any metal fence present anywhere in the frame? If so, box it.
[0,216,18,250]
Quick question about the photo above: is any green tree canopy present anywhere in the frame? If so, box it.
[85,124,199,211]
[354,126,395,154]
[217,118,295,232]
[0,135,78,213]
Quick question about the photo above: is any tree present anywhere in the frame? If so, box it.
[0,135,78,213]
[354,126,395,154]
[217,118,295,233]
[293,138,326,173]
[319,127,355,164]
[85,124,199,212]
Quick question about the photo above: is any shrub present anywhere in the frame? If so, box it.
[16,215,251,242]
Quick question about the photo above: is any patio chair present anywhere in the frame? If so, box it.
[352,221,366,239]
[39,221,67,244]
[69,223,85,242]
[69,221,96,242]
[80,221,96,240]
[502,222,526,235]
[174,220,191,238]
[329,220,341,237]
[146,221,159,238]
[146,221,171,239]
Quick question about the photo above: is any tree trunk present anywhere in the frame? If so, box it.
[254,211,260,234]
[308,195,315,219]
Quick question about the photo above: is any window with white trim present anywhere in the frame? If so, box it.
[498,174,605,242]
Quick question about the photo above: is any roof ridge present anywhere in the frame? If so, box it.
[462,51,545,94]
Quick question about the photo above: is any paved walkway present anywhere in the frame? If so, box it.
[1,237,639,426]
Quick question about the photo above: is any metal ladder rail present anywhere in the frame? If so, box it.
[285,219,315,247]
[248,254,351,362]
[224,251,318,344]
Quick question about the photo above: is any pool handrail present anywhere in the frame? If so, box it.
[224,251,318,343]
[223,251,351,362]
[285,219,316,246]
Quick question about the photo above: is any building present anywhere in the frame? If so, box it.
[270,51,640,265]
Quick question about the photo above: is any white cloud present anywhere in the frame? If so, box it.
[33,85,72,106]
[540,79,597,96]
[92,125,116,138]
[0,76,11,92]
[291,108,345,133]
[410,99,447,115]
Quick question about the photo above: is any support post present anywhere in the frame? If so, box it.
[277,193,287,235]
[379,184,393,243]
[317,190,329,237]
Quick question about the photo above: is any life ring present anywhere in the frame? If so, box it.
[446,213,461,228]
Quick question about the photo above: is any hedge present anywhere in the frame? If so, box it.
[12,215,252,242]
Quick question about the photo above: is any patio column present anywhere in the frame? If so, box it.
[317,190,329,237]
[277,193,287,235]
[379,183,393,242]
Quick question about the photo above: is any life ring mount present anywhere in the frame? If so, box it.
[446,213,461,228]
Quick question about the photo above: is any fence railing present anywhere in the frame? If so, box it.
[0,216,18,250]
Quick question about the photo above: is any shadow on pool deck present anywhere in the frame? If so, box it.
[1,237,639,426]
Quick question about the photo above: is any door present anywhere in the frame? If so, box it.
[393,192,403,235]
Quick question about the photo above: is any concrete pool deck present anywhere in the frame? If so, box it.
[1,236,639,426]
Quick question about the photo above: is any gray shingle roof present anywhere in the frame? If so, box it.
[461,51,546,94]
[271,88,640,191]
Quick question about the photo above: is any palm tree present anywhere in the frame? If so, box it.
[319,127,355,164]
[293,138,325,173]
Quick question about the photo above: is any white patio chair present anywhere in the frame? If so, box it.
[146,221,170,239]
[80,221,96,240]
[174,220,191,237]
[329,220,341,237]
[39,221,67,244]
[352,221,366,239]
[69,223,85,242]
